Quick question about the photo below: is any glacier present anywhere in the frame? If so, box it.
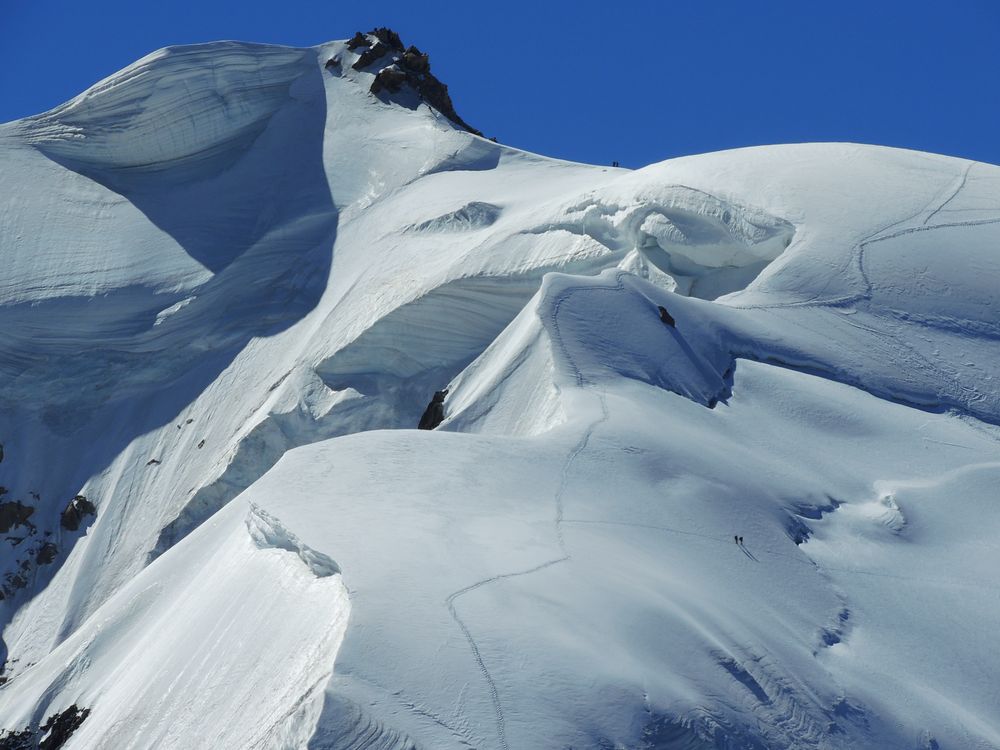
[0,31,999,749]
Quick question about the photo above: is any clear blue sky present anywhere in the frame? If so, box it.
[3,0,998,167]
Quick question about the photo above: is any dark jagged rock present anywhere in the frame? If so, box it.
[346,27,406,56]
[352,27,483,136]
[370,27,405,52]
[0,727,30,749]
[418,389,449,430]
[346,31,369,50]
[1,530,63,597]
[324,56,341,72]
[39,706,91,750]
[0,501,34,534]
[401,45,429,74]
[412,74,483,136]
[36,542,58,565]
[146,458,161,466]
[60,495,96,532]
[352,41,394,71]
[370,65,408,95]
[0,705,91,750]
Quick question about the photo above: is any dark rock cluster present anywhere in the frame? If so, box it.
[35,542,58,565]
[332,27,483,137]
[0,489,94,600]
[0,501,34,534]
[0,705,91,750]
[0,496,44,600]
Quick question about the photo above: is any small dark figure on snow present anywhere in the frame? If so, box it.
[739,536,744,545]
[418,389,449,430]
[658,306,676,327]
[734,535,739,544]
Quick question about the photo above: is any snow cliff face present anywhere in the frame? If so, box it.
[1,33,1000,750]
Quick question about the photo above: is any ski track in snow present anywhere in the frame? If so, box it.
[444,266,947,748]
[712,164,1000,433]
[444,558,564,750]
[731,163,998,314]
[443,275,623,750]
[923,160,975,226]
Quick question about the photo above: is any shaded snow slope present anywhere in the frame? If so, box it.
[0,500,349,748]
[1,35,999,750]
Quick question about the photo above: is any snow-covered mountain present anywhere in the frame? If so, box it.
[1,30,999,750]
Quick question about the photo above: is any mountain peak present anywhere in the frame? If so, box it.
[326,27,483,137]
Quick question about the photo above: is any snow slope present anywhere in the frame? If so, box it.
[1,33,999,749]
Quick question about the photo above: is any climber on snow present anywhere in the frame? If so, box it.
[418,389,449,430]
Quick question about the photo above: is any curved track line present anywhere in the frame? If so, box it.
[923,161,975,226]
[443,274,620,749]
[729,205,1000,314]
[445,557,567,750]
[447,262,1000,745]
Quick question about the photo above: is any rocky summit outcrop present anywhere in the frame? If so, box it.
[338,27,483,137]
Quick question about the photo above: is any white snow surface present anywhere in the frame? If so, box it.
[1,37,999,750]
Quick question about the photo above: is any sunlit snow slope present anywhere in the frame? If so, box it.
[1,32,999,750]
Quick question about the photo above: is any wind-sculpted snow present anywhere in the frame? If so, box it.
[539,270,733,404]
[0,42,337,414]
[0,39,339,650]
[246,504,341,577]
[317,275,544,384]
[148,368,390,561]
[0,493,350,749]
[2,34,1000,750]
[515,183,795,301]
[22,43,310,174]
[156,358,1000,749]
[412,201,501,232]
